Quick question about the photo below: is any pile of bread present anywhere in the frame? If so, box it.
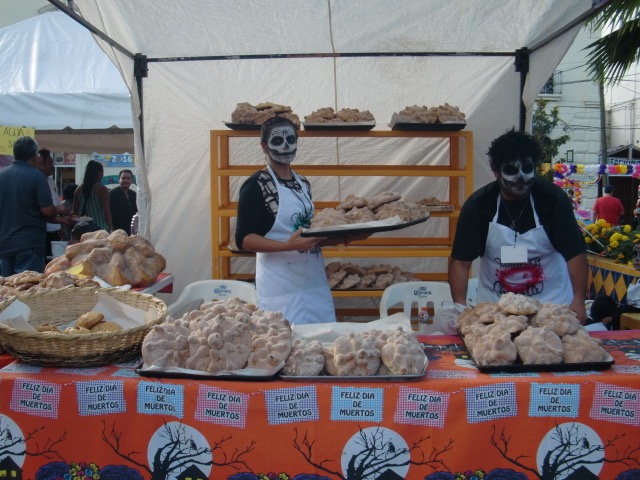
[45,230,166,288]
[325,262,418,290]
[304,107,375,124]
[316,327,427,376]
[0,271,100,301]
[142,297,427,377]
[311,192,428,228]
[417,197,447,206]
[458,292,610,366]
[143,297,292,372]
[36,311,121,335]
[392,103,466,124]
[231,102,301,127]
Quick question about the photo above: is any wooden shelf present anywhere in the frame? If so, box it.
[210,128,473,316]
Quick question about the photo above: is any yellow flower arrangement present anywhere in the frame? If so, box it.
[582,220,640,265]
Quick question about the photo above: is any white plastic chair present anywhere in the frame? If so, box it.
[379,281,453,319]
[467,277,479,308]
[168,280,257,317]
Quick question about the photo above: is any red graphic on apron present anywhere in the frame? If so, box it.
[496,263,544,295]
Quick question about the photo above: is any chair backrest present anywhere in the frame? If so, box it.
[168,280,258,317]
[379,281,453,318]
[467,277,479,308]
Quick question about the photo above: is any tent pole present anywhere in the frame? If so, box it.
[47,0,135,59]
[134,54,148,155]
[514,48,529,132]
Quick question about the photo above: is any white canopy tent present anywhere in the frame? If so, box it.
[0,11,133,153]
[53,0,599,298]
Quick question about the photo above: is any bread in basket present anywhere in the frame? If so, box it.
[0,287,167,367]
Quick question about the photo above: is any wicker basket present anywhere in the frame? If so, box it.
[0,287,167,367]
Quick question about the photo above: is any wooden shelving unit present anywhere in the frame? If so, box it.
[210,128,473,315]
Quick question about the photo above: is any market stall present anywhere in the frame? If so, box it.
[0,331,635,479]
[51,0,597,298]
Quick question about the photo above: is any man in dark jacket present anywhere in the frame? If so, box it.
[109,169,138,234]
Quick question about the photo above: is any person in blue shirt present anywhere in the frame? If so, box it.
[0,137,73,275]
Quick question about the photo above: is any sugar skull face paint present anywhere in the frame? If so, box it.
[266,126,297,165]
[498,157,535,199]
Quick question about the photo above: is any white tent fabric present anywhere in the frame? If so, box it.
[0,12,133,153]
[68,0,592,299]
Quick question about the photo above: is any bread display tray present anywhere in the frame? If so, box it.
[224,122,261,130]
[422,204,454,212]
[136,364,281,381]
[0,287,167,367]
[279,372,425,382]
[390,122,466,131]
[302,122,375,131]
[458,329,615,373]
[300,215,428,238]
[469,348,614,373]
[470,353,614,374]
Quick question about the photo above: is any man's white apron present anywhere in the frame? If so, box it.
[478,195,572,304]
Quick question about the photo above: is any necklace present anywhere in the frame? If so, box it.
[502,199,529,231]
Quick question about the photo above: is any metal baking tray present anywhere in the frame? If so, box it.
[390,122,466,131]
[459,331,615,373]
[279,372,425,382]
[136,364,281,381]
[300,216,428,238]
[473,354,614,374]
[280,361,427,382]
[224,122,261,130]
[302,122,375,131]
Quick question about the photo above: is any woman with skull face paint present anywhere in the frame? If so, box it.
[448,129,588,322]
[235,117,338,324]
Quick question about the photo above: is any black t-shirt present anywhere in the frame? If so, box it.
[451,178,586,262]
[235,169,311,250]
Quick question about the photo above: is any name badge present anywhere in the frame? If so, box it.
[501,245,528,263]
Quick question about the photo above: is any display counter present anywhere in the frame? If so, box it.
[0,331,637,479]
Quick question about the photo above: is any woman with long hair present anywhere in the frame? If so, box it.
[72,160,112,232]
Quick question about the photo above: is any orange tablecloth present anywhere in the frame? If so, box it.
[0,331,637,479]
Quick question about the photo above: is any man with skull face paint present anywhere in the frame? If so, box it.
[235,117,338,324]
[449,129,588,322]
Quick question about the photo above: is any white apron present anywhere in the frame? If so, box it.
[477,195,572,304]
[256,166,336,324]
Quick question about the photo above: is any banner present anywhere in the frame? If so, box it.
[0,126,35,156]
[92,153,134,168]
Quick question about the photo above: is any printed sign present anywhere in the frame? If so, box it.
[76,380,126,416]
[137,381,184,418]
[331,386,383,422]
[195,385,249,428]
[465,382,517,423]
[0,125,35,155]
[265,386,319,425]
[529,382,580,418]
[10,378,61,419]
[395,386,449,427]
[590,382,639,426]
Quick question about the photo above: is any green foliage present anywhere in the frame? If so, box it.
[585,0,640,86]
[532,99,570,181]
